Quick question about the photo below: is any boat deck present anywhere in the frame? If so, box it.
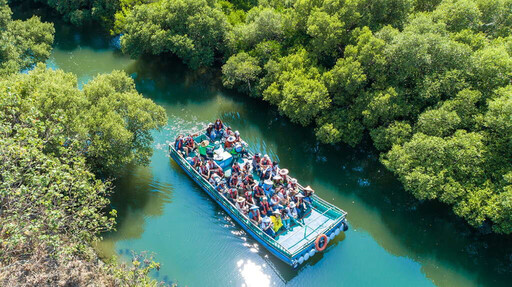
[190,133,339,255]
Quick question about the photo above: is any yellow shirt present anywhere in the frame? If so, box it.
[270,215,283,232]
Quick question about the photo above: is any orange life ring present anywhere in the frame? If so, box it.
[315,234,329,252]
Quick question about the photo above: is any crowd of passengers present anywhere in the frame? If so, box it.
[174,119,315,238]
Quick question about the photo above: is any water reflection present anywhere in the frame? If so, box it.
[237,260,271,287]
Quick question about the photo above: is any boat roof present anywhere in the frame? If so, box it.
[181,129,347,257]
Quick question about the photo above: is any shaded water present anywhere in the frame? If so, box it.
[37,15,512,287]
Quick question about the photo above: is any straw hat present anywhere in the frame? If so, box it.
[264,154,269,158]
[264,179,273,185]
[291,178,297,184]
[304,186,314,193]
[273,210,281,215]
[200,140,210,147]
[279,169,289,176]
[235,130,240,136]
[295,193,305,198]
[236,197,246,203]
[227,136,236,142]
[250,205,259,210]
[262,196,268,201]
[273,175,282,181]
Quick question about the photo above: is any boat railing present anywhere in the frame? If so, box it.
[170,145,292,257]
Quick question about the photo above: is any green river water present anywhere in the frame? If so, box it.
[35,15,512,287]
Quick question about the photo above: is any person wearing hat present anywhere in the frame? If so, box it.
[183,134,197,156]
[216,180,227,194]
[295,193,308,218]
[272,174,283,186]
[303,186,315,206]
[288,201,299,220]
[289,178,298,191]
[262,179,274,198]
[228,187,238,203]
[260,216,275,237]
[252,153,261,174]
[276,186,290,206]
[260,155,272,171]
[198,140,210,159]
[235,197,248,215]
[248,205,261,225]
[244,189,255,206]
[224,135,236,151]
[242,161,252,174]
[270,192,280,209]
[271,161,279,177]
[270,210,284,234]
[259,196,272,217]
[261,166,272,181]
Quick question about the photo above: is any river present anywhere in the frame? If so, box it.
[39,15,512,287]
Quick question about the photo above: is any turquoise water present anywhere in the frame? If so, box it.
[44,20,512,287]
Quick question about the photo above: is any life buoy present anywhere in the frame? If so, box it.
[315,234,329,252]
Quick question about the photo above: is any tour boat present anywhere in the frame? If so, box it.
[169,124,348,268]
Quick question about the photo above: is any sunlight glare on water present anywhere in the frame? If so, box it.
[237,260,271,287]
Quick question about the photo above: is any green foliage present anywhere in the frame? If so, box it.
[6,65,167,175]
[432,0,482,32]
[0,1,54,75]
[222,52,262,94]
[28,0,120,26]
[370,121,412,150]
[121,0,229,69]
[323,57,366,105]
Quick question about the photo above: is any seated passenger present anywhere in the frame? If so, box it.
[222,127,233,141]
[228,174,239,188]
[198,161,210,179]
[243,174,255,189]
[242,161,252,174]
[259,196,272,217]
[260,216,275,237]
[295,194,308,218]
[209,173,221,186]
[198,140,209,159]
[228,187,238,203]
[281,208,291,230]
[270,193,281,209]
[252,153,261,173]
[276,187,290,206]
[216,180,227,194]
[206,123,216,141]
[273,174,283,186]
[279,169,290,186]
[303,186,314,206]
[235,197,248,215]
[207,159,223,177]
[271,161,279,177]
[231,161,241,175]
[214,119,224,136]
[270,210,284,234]
[225,136,236,151]
[174,134,185,155]
[288,202,299,220]
[184,135,197,155]
[248,205,262,225]
[260,154,272,171]
[288,178,298,191]
[244,190,255,206]
[262,179,274,198]
[253,184,265,203]
[261,166,272,180]
[192,155,202,169]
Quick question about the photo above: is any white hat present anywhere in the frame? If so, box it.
[291,178,297,184]
[235,130,240,135]
[295,193,305,198]
[289,202,296,208]
[227,136,236,142]
[236,197,246,203]
[273,210,281,215]
[264,179,273,185]
[262,216,271,223]
[262,196,268,200]
[200,140,210,147]
[250,205,259,210]
[273,175,282,180]
[279,169,289,176]
[264,154,269,158]
[304,186,314,193]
